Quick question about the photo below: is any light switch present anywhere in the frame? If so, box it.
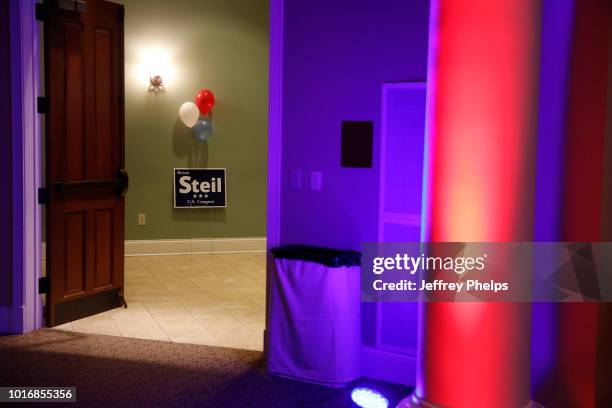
[310,171,322,191]
[138,213,146,225]
[290,169,302,190]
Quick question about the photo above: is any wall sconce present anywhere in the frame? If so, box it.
[149,75,164,93]
[136,46,175,93]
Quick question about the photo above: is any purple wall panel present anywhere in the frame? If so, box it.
[4,0,43,333]
[531,0,575,397]
[279,0,430,250]
[376,84,426,353]
[534,0,574,243]
[0,0,14,308]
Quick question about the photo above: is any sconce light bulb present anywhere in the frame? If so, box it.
[149,75,164,93]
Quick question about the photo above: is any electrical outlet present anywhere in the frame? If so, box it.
[138,213,146,225]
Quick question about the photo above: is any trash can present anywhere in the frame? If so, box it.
[267,245,361,387]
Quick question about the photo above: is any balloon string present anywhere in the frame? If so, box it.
[196,146,202,168]
[190,128,194,166]
[189,127,203,168]
[190,127,196,167]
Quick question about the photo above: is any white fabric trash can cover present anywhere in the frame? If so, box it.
[268,245,361,387]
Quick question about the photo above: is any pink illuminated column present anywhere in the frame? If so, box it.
[400,1,542,407]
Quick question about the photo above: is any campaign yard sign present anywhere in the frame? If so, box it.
[174,168,227,208]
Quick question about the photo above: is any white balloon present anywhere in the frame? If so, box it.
[178,102,199,128]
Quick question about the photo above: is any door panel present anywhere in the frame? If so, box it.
[64,23,86,181]
[45,0,125,326]
[93,27,115,179]
[64,211,86,296]
[94,209,113,289]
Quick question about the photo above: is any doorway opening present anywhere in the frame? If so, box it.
[40,0,269,351]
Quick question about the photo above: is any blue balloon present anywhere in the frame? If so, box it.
[192,118,213,142]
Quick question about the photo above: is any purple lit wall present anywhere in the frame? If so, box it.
[2,0,42,334]
[0,0,13,310]
[279,0,430,250]
[534,0,574,243]
[277,1,429,365]
[531,0,574,398]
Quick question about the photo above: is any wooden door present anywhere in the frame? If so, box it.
[43,0,126,326]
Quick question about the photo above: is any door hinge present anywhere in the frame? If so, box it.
[38,187,49,205]
[57,0,87,13]
[38,277,50,294]
[37,97,49,114]
[75,0,88,13]
[35,3,47,21]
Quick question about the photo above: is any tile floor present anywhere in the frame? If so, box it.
[52,253,267,351]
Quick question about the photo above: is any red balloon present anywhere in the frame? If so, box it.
[195,88,215,116]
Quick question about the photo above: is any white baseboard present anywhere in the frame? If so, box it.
[125,237,267,256]
[361,346,416,386]
[42,237,267,258]
[125,239,208,256]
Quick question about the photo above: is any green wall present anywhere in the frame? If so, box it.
[118,0,269,240]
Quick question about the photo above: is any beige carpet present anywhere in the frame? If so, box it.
[0,329,349,408]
